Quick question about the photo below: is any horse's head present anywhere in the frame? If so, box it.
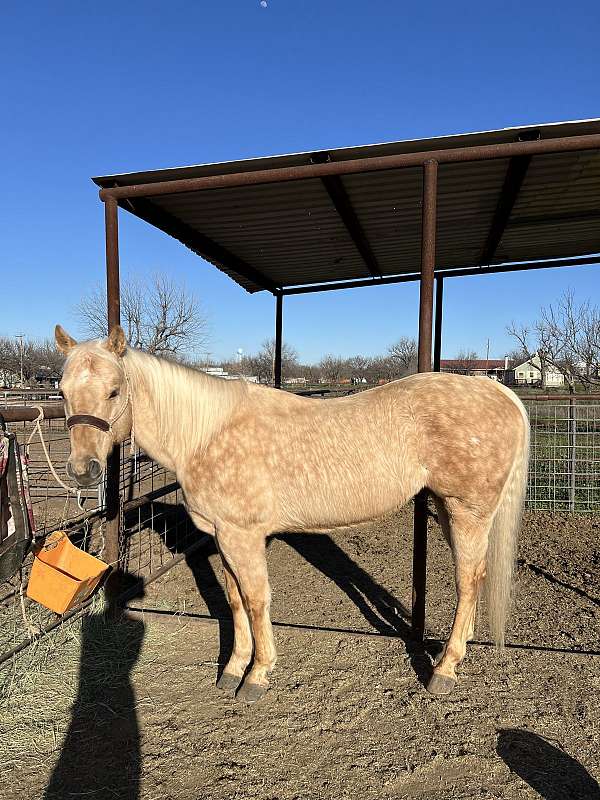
[55,324,132,487]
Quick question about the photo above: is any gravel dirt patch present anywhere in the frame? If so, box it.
[1,507,599,799]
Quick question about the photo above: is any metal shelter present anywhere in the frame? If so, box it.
[93,118,600,639]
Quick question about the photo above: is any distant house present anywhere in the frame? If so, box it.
[34,367,62,388]
[286,377,307,385]
[440,358,510,382]
[199,366,258,383]
[509,354,565,387]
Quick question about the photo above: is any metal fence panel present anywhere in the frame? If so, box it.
[524,397,600,512]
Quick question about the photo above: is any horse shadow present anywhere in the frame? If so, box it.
[278,532,433,686]
[124,500,433,686]
[497,729,600,799]
[44,572,145,800]
[128,500,233,681]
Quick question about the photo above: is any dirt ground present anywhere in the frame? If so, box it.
[1,506,599,799]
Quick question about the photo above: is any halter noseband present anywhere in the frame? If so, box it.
[67,414,111,433]
[66,359,132,437]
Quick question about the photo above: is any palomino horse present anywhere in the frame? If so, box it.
[55,325,529,703]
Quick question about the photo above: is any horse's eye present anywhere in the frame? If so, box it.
[108,389,119,399]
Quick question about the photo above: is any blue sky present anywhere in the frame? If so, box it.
[2,1,599,363]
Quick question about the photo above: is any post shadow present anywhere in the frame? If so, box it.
[279,532,433,685]
[44,572,145,800]
[132,501,233,681]
[497,729,600,800]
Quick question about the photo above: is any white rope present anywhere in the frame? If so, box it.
[122,361,136,455]
[27,407,79,497]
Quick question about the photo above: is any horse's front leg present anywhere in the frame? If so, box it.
[216,525,276,704]
[215,560,253,694]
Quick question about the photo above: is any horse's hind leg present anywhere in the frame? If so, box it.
[215,561,253,694]
[433,495,477,641]
[216,525,276,704]
[428,499,491,695]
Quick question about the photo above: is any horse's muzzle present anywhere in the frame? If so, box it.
[66,458,104,488]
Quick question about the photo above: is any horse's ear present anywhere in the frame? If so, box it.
[55,325,77,354]
[105,325,127,357]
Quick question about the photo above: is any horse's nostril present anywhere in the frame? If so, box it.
[66,459,103,486]
[88,459,102,479]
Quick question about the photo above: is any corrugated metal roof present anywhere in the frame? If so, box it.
[93,119,600,293]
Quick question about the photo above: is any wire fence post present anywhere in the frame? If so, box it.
[569,394,576,512]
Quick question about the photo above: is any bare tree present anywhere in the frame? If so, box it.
[319,354,346,384]
[508,290,600,391]
[347,355,371,381]
[0,336,64,387]
[236,339,299,384]
[454,349,479,373]
[300,363,322,385]
[387,337,418,375]
[0,337,20,386]
[76,274,209,358]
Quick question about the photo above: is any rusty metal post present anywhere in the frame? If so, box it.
[417,160,438,371]
[433,276,444,372]
[274,293,283,388]
[104,198,121,582]
[412,159,438,642]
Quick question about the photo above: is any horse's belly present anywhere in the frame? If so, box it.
[275,461,420,531]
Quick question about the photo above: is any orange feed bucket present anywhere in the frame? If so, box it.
[27,531,110,614]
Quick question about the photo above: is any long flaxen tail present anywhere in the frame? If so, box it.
[485,391,530,647]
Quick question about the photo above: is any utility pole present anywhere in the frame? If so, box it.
[15,334,25,387]
[486,338,490,362]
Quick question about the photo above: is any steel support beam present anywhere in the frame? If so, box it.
[320,174,381,277]
[274,293,283,388]
[480,154,532,265]
[417,161,438,372]
[279,254,600,296]
[433,276,444,372]
[104,197,122,591]
[412,159,438,643]
[105,198,121,329]
[99,133,600,202]
[123,196,278,293]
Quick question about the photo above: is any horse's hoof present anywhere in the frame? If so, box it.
[427,672,457,695]
[216,672,243,694]
[236,681,268,704]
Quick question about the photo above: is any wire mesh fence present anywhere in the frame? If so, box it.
[523,395,600,513]
[0,402,195,663]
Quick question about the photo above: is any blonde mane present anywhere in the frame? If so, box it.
[122,347,249,464]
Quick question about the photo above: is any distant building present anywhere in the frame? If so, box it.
[199,366,258,383]
[440,358,510,382]
[286,377,307,385]
[509,354,565,387]
[34,367,61,388]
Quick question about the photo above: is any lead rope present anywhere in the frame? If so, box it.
[19,408,82,638]
[122,360,136,456]
[27,407,83,506]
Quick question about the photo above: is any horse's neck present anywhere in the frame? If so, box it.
[124,351,241,472]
